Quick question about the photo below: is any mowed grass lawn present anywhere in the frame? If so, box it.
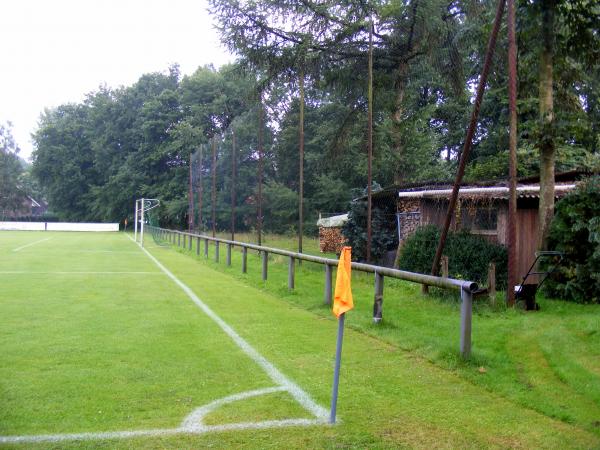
[0,231,598,449]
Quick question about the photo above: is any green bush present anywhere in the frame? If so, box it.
[545,176,600,303]
[398,225,508,287]
[342,193,398,262]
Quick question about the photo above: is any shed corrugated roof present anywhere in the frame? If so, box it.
[357,170,592,202]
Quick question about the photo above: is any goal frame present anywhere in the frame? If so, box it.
[134,198,160,247]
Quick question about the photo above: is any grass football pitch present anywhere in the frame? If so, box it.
[1,231,599,449]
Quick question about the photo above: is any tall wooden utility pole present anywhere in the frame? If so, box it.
[429,0,506,285]
[366,18,374,263]
[197,144,203,232]
[188,152,195,232]
[257,98,264,246]
[211,136,217,238]
[507,0,518,306]
[231,126,237,241]
[298,70,305,256]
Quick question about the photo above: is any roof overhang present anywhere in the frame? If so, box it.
[397,184,577,199]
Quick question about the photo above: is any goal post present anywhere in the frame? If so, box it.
[134,198,160,247]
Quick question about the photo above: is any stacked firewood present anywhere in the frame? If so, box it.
[319,227,346,253]
[397,199,420,213]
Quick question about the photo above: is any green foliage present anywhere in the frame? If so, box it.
[0,124,25,217]
[4,231,600,448]
[546,176,600,303]
[342,188,398,263]
[262,181,298,234]
[172,231,600,445]
[29,1,600,238]
[398,225,508,287]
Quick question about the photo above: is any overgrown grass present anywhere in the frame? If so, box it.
[214,231,330,257]
[1,231,599,448]
[167,231,600,440]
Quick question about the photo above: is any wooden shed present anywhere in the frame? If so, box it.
[372,172,584,282]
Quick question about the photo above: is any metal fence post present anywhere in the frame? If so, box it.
[226,244,232,266]
[324,264,333,305]
[288,256,295,289]
[183,234,186,249]
[178,233,181,247]
[460,287,473,359]
[373,271,384,323]
[215,241,220,263]
[196,237,200,255]
[204,239,209,257]
[188,234,192,251]
[262,251,268,281]
[242,246,247,273]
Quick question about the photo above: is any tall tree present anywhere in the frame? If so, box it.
[537,0,556,250]
[0,122,26,217]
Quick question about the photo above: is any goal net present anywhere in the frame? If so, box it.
[134,198,160,247]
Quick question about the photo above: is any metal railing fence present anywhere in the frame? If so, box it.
[148,226,478,358]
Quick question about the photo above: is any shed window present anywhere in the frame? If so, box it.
[463,208,497,231]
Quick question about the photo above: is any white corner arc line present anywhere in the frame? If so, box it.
[181,387,287,430]
[0,238,331,445]
[12,238,52,252]
[127,235,329,421]
[0,387,325,445]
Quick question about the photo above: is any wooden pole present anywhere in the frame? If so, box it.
[231,126,237,242]
[507,0,518,306]
[366,18,374,263]
[257,98,264,246]
[429,0,506,281]
[211,136,217,238]
[488,262,497,306]
[197,144,203,232]
[299,70,305,256]
[188,152,195,232]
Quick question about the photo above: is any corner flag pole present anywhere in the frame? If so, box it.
[329,246,353,424]
[330,312,346,423]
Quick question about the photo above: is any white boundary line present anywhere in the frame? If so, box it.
[12,238,52,252]
[0,387,324,445]
[0,271,164,275]
[66,250,143,254]
[0,235,329,445]
[130,235,329,420]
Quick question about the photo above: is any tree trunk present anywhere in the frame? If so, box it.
[392,62,408,185]
[537,0,556,251]
[506,0,518,306]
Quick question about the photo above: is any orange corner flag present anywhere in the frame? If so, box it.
[332,246,353,318]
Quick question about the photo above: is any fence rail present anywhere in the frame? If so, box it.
[148,226,478,358]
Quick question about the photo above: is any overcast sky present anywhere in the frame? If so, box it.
[0,0,233,161]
